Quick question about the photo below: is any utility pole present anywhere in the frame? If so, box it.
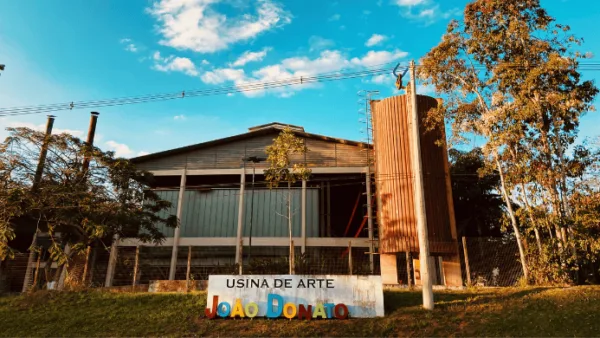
[23,115,55,292]
[81,112,99,174]
[80,112,100,285]
[32,116,56,191]
[409,60,434,310]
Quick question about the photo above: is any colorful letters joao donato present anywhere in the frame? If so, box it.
[205,275,385,319]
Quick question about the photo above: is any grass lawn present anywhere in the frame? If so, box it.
[1,286,599,337]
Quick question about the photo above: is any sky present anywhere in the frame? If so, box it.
[0,0,599,158]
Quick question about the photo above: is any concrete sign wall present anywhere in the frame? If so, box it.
[206,275,384,319]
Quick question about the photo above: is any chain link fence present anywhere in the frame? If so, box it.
[3,236,524,292]
[458,236,524,287]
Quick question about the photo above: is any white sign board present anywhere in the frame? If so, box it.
[206,275,384,319]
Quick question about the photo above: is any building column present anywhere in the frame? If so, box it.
[380,254,398,285]
[301,179,307,254]
[326,181,331,237]
[235,169,246,274]
[169,169,187,280]
[366,167,374,273]
[104,235,119,287]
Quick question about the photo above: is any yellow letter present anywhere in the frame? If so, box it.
[230,299,245,318]
[283,303,297,319]
[313,303,327,319]
[244,302,259,318]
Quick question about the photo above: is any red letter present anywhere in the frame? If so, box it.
[298,304,312,320]
[334,304,349,319]
[205,295,219,319]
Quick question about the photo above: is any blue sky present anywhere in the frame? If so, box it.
[0,0,598,157]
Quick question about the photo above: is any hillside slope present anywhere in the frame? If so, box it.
[1,287,599,337]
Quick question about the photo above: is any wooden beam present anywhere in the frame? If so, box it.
[118,237,374,248]
[149,166,372,177]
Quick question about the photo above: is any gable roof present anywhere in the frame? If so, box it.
[130,123,370,164]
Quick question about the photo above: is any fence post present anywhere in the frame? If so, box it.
[406,251,412,287]
[290,240,295,274]
[348,241,353,275]
[186,246,192,292]
[32,251,41,290]
[82,246,91,285]
[462,236,471,286]
[238,238,244,275]
[132,246,140,290]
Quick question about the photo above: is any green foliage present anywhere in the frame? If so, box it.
[0,127,178,264]
[449,148,504,238]
[420,0,599,285]
[264,127,312,188]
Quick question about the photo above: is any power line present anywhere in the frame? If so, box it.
[0,67,393,117]
[2,61,599,117]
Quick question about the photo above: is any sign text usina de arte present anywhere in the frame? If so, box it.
[205,275,384,319]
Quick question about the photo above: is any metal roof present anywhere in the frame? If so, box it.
[131,123,371,164]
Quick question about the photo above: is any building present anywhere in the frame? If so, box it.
[103,122,381,287]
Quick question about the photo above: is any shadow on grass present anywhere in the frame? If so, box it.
[384,287,550,313]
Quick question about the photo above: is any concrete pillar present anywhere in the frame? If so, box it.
[235,169,246,273]
[380,254,398,285]
[301,179,307,254]
[104,235,119,287]
[169,169,187,280]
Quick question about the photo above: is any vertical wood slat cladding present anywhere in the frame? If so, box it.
[371,94,456,254]
[135,133,370,171]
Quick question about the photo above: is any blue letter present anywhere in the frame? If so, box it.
[217,302,231,318]
[266,293,284,318]
[323,303,335,318]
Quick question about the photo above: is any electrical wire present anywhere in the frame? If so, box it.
[3,61,599,117]
[0,67,392,117]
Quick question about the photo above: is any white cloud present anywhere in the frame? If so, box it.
[418,7,436,19]
[328,13,340,21]
[231,47,271,67]
[394,0,460,24]
[351,49,408,67]
[201,59,210,65]
[4,121,83,137]
[137,151,150,156]
[365,34,386,47]
[125,44,138,52]
[147,0,291,53]
[396,0,427,6]
[173,114,186,120]
[105,140,134,158]
[200,48,408,98]
[201,68,246,84]
[308,36,334,52]
[120,38,139,53]
[370,74,394,85]
[153,51,198,76]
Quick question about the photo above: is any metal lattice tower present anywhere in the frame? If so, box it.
[358,90,379,272]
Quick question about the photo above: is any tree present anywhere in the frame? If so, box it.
[449,148,504,238]
[419,0,598,284]
[0,127,177,287]
[264,127,311,274]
